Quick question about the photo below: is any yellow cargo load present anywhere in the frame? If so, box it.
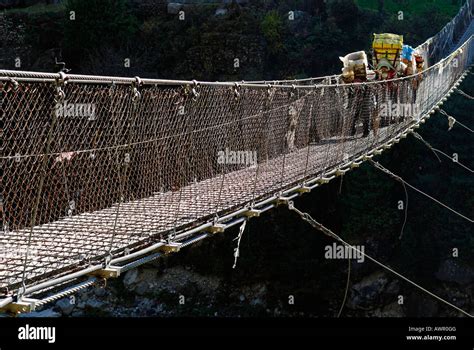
[372,33,403,68]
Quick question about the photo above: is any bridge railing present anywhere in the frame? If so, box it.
[0,2,473,294]
[417,0,473,67]
[1,34,472,294]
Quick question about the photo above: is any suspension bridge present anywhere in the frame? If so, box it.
[0,1,473,314]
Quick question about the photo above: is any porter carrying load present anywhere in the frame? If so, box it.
[401,44,416,76]
[372,33,403,80]
[339,50,368,82]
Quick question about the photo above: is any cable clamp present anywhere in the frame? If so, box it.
[57,71,68,86]
[233,82,241,99]
[54,72,68,102]
[134,76,143,87]
[191,80,200,100]
[267,84,273,98]
[8,77,19,90]
[132,76,142,102]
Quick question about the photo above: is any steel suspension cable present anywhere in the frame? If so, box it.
[286,201,473,318]
[369,160,473,223]
[412,132,474,173]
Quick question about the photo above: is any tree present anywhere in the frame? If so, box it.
[261,10,285,55]
[328,0,360,32]
[0,14,30,69]
[378,0,385,13]
[63,0,138,68]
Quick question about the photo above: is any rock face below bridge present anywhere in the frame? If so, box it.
[21,257,472,318]
[122,266,222,297]
[31,265,271,317]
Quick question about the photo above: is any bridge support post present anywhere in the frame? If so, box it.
[350,161,362,168]
[0,299,37,314]
[157,242,182,254]
[335,169,349,177]
[242,209,262,218]
[208,223,226,234]
[296,186,311,193]
[89,266,121,279]
[275,197,291,206]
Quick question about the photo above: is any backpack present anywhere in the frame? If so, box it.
[373,33,403,71]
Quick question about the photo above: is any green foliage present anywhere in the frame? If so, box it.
[64,0,138,63]
[329,0,360,31]
[4,0,462,79]
[261,10,285,55]
[0,13,29,67]
[355,0,462,16]
[377,7,452,46]
[4,1,66,15]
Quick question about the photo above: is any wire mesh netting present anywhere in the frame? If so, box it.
[0,1,473,297]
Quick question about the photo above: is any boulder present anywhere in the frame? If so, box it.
[436,259,474,285]
[373,302,405,317]
[347,271,389,309]
[123,268,158,295]
[94,286,107,297]
[122,266,220,297]
[55,298,75,316]
[135,281,153,296]
[240,283,267,307]
[385,280,400,295]
[135,297,155,311]
[123,269,139,288]
[84,298,105,310]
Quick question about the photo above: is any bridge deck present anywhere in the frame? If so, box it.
[0,126,398,291]
[1,0,472,300]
